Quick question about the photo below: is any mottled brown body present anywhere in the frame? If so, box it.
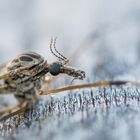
[0,50,85,107]
[0,38,139,122]
[0,38,85,121]
[0,52,48,106]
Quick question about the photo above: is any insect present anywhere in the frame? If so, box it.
[0,38,139,122]
[0,38,85,121]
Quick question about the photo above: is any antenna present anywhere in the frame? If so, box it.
[50,37,69,64]
[53,37,67,60]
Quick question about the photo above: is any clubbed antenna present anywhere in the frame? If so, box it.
[50,37,69,64]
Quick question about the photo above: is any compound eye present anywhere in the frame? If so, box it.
[19,56,33,62]
[49,62,61,76]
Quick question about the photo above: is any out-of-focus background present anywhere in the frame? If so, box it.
[1,0,140,79]
[1,0,140,140]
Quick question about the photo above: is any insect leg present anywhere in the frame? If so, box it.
[0,104,20,115]
[0,84,16,94]
[41,80,140,95]
[0,103,27,122]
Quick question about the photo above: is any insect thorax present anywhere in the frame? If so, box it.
[5,52,49,103]
[6,52,48,82]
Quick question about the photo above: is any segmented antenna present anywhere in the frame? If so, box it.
[53,37,67,60]
[50,37,69,64]
[50,38,62,60]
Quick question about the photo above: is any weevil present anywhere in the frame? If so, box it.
[0,38,85,120]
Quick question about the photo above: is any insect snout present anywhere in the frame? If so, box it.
[48,62,86,80]
[74,70,85,80]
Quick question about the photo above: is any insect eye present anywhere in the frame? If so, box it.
[49,62,61,76]
[19,56,33,62]
[25,53,41,59]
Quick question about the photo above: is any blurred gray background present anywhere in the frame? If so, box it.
[1,0,140,140]
[0,0,140,79]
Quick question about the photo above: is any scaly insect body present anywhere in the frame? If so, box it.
[6,52,47,104]
[0,38,140,122]
[0,38,85,109]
